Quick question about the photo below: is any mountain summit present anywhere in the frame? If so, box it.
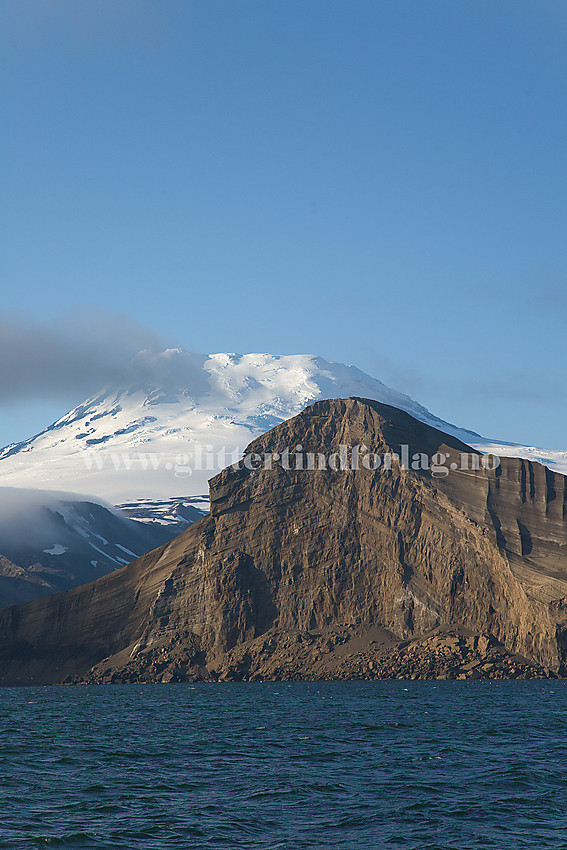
[0,351,480,504]
[5,349,564,509]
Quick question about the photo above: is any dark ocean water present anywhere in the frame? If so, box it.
[1,682,567,849]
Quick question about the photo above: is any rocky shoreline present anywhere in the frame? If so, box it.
[70,625,556,684]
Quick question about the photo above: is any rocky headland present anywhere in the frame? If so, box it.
[1,397,566,685]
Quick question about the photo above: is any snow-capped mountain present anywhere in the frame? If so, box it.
[1,350,566,510]
[0,350,474,505]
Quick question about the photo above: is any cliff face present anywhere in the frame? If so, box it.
[0,397,566,685]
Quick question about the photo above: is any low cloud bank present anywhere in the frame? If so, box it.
[0,310,206,401]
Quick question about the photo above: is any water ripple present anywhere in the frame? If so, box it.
[0,681,566,848]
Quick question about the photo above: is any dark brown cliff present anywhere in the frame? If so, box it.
[1,397,566,685]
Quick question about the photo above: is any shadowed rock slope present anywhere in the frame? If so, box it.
[0,494,191,609]
[1,397,567,685]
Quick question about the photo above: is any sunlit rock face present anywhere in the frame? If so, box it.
[0,397,566,685]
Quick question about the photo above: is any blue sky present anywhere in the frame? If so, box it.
[1,0,566,449]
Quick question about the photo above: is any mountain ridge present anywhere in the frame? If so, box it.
[2,350,563,508]
[0,487,191,608]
